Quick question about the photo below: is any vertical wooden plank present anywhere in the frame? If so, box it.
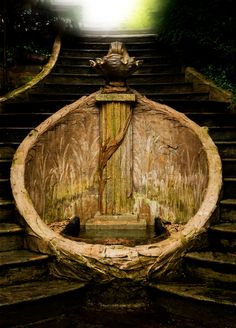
[124,103,133,213]
[99,97,134,216]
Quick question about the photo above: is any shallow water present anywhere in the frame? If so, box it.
[63,225,170,246]
[76,227,164,245]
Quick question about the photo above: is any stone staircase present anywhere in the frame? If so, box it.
[0,218,86,326]
[0,166,86,326]
[0,33,235,325]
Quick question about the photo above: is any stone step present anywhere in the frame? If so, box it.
[0,142,18,159]
[220,199,236,222]
[0,279,86,327]
[62,33,158,44]
[0,112,236,132]
[184,251,236,287]
[53,63,182,74]
[29,90,210,102]
[0,127,33,142]
[150,283,236,327]
[42,81,193,94]
[222,159,236,177]
[3,99,229,116]
[60,48,169,58]
[0,159,11,179]
[0,112,51,127]
[58,55,174,66]
[48,72,186,84]
[62,39,159,50]
[130,82,193,94]
[80,40,160,48]
[0,199,15,222]
[133,64,183,74]
[208,127,236,142]
[0,223,24,252]
[61,40,161,48]
[3,99,72,113]
[0,112,51,128]
[17,94,227,118]
[160,99,230,113]
[216,141,236,159]
[223,178,236,198]
[29,91,90,101]
[185,112,236,127]
[41,82,101,94]
[148,91,209,102]
[209,223,236,252]
[0,249,50,286]
[0,179,12,198]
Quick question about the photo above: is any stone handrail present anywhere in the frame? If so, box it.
[0,34,61,103]
[185,66,233,103]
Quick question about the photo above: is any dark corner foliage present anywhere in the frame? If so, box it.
[0,0,78,93]
[154,0,236,97]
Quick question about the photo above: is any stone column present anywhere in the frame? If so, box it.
[97,93,136,215]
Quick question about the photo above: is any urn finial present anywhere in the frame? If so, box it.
[90,41,143,87]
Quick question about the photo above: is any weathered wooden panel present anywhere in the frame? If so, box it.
[10,42,222,283]
[132,99,208,224]
[25,96,100,225]
[24,92,209,228]
[99,101,133,215]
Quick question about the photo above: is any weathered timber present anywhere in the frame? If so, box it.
[11,91,222,283]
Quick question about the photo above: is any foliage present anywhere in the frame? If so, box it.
[121,0,161,30]
[0,0,76,55]
[154,0,236,93]
[201,65,236,101]
[0,42,50,66]
[0,0,66,93]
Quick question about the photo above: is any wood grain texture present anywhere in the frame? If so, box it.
[11,91,222,282]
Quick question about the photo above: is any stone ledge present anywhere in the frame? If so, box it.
[96,93,136,102]
[0,34,61,103]
[185,66,233,103]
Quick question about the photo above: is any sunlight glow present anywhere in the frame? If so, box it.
[53,0,138,30]
[81,0,137,29]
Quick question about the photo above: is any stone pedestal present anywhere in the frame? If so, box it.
[86,213,146,230]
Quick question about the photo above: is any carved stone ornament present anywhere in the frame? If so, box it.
[90,41,143,86]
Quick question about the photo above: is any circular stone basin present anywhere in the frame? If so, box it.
[11,91,222,282]
[59,225,172,247]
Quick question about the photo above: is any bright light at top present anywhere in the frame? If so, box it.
[53,0,137,30]
[81,0,137,29]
